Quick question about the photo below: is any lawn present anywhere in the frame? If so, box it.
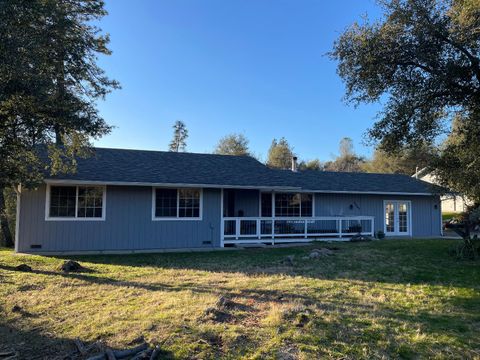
[0,239,479,359]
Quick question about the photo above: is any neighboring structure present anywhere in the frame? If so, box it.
[16,148,442,254]
[413,167,470,213]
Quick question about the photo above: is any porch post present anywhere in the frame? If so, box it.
[220,188,224,247]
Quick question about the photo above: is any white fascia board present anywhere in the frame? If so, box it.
[44,179,300,191]
[43,179,436,195]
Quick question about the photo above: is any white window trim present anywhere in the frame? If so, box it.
[151,187,203,221]
[45,184,107,221]
[383,200,412,236]
[259,191,315,217]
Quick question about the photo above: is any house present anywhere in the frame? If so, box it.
[413,167,470,214]
[15,148,443,254]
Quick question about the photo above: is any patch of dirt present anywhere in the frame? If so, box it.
[203,307,233,323]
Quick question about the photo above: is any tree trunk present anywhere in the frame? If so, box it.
[0,186,14,248]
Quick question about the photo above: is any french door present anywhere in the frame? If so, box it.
[384,201,411,236]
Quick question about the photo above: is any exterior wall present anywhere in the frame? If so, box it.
[233,189,260,217]
[314,193,442,237]
[17,185,442,254]
[17,185,221,253]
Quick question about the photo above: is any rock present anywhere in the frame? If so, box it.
[15,264,32,272]
[59,260,84,272]
[309,248,334,258]
[282,255,295,266]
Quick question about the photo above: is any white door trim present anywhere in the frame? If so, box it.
[383,200,412,236]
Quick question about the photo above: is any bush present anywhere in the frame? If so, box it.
[376,230,385,239]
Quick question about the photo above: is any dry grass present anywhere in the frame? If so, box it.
[0,239,479,359]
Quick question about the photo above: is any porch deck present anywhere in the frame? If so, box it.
[222,216,374,245]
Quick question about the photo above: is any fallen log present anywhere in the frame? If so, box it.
[105,348,116,360]
[74,338,87,355]
[150,346,161,360]
[113,343,149,359]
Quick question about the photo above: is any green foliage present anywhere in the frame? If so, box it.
[434,114,480,203]
[363,142,436,175]
[0,0,118,246]
[298,159,323,171]
[266,137,294,169]
[331,0,480,196]
[169,120,188,152]
[214,133,251,156]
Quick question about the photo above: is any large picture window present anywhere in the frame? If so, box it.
[154,188,202,219]
[47,185,105,220]
[274,193,313,217]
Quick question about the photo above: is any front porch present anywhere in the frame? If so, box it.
[220,189,375,245]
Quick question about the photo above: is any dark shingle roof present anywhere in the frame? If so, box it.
[45,147,440,195]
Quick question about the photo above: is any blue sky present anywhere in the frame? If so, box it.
[96,0,382,162]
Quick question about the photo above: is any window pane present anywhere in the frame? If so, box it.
[275,193,300,217]
[399,203,408,233]
[77,186,103,218]
[49,186,76,218]
[155,188,178,217]
[179,189,200,218]
[301,194,313,217]
[385,203,395,232]
[261,193,272,217]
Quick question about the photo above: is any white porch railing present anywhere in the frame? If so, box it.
[222,216,374,244]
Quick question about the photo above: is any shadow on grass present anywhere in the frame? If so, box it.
[45,239,480,287]
[0,323,175,360]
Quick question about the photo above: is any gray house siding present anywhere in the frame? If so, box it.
[17,185,221,253]
[17,185,442,254]
[313,193,442,237]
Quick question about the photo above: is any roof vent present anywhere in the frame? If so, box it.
[291,156,298,172]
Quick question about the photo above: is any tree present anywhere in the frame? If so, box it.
[324,137,365,172]
[298,159,324,171]
[331,0,480,200]
[266,137,294,169]
[434,114,480,203]
[214,133,251,156]
[0,0,118,247]
[363,142,436,175]
[169,121,188,152]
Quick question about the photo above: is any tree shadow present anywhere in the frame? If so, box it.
[0,323,175,360]
[45,240,480,289]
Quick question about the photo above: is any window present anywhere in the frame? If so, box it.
[153,188,202,219]
[274,193,313,217]
[47,185,105,220]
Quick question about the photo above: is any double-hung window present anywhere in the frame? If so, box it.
[153,188,202,220]
[47,185,106,220]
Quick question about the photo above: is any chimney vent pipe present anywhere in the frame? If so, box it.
[291,156,298,172]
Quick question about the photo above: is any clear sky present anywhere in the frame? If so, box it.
[96,0,383,162]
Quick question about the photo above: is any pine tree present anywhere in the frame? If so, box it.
[169,121,188,152]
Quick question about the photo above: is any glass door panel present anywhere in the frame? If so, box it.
[385,203,395,233]
[384,201,410,235]
[398,202,408,233]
